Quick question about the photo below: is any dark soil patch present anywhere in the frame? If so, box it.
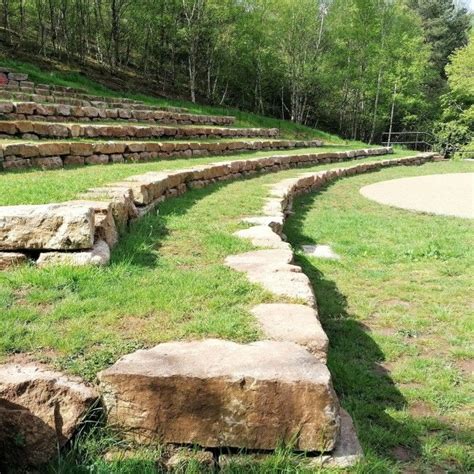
[455,359,474,376]
[391,446,414,462]
[409,401,435,418]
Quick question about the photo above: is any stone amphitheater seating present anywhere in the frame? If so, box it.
[0,67,445,469]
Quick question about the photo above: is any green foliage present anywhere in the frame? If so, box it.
[434,31,474,154]
[0,0,471,142]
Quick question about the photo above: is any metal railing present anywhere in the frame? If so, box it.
[381,131,435,151]
[381,131,474,158]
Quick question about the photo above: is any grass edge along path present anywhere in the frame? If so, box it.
[284,160,474,473]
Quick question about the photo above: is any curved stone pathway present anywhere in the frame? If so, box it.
[360,173,474,219]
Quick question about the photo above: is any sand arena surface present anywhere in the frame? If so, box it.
[360,173,474,219]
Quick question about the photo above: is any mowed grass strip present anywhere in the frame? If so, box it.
[285,160,474,472]
[0,152,414,381]
[0,145,383,206]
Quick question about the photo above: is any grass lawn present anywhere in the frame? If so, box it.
[0,145,378,206]
[284,160,474,472]
[0,151,415,380]
[3,154,470,472]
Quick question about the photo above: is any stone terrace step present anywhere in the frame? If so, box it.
[0,90,185,112]
[98,339,340,452]
[0,84,186,113]
[0,138,322,170]
[0,101,235,126]
[0,121,278,140]
[0,87,183,113]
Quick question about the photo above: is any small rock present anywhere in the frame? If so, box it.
[164,449,215,471]
[302,244,341,260]
[0,251,28,270]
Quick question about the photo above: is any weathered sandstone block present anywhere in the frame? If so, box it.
[234,225,290,250]
[0,204,94,250]
[0,251,28,270]
[0,363,97,468]
[226,249,316,306]
[37,240,110,267]
[99,339,340,451]
[251,304,328,362]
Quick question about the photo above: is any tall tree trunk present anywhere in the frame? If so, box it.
[369,69,383,144]
[387,81,398,147]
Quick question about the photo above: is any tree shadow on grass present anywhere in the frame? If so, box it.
[284,185,422,467]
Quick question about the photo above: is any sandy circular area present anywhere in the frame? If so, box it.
[360,173,474,219]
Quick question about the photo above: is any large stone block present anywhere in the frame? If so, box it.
[0,363,98,468]
[251,304,328,362]
[0,204,94,250]
[99,339,340,452]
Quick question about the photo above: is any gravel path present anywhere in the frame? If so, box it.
[360,173,474,219]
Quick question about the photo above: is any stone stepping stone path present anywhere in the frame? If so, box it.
[360,172,474,219]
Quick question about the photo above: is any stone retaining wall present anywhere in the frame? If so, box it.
[0,121,278,140]
[0,68,30,88]
[0,89,184,112]
[0,83,186,112]
[0,139,322,171]
[0,101,234,126]
[0,147,392,268]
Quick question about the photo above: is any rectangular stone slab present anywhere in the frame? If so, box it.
[99,339,340,452]
[0,204,94,250]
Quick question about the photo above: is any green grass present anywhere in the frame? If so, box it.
[3,151,469,472]
[0,57,351,142]
[0,152,415,379]
[0,145,377,206]
[284,160,474,472]
[36,158,473,473]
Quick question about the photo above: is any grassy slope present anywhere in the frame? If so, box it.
[0,57,354,142]
[285,160,474,473]
[0,151,416,381]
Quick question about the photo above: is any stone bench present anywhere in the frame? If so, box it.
[0,101,235,126]
[0,121,278,140]
[0,147,392,269]
[0,138,322,171]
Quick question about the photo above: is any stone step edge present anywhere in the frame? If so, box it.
[0,121,279,140]
[0,147,392,267]
[0,89,186,112]
[0,101,235,125]
[224,151,441,466]
[0,139,323,171]
[0,83,188,112]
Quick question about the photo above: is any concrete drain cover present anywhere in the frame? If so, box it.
[302,244,340,260]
